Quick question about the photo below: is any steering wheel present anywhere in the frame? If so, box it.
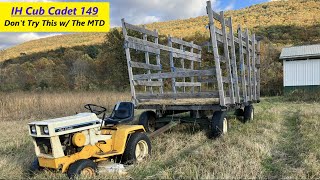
[84,104,107,116]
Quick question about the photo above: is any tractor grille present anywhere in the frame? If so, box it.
[35,138,52,155]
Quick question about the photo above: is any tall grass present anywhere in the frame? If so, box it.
[0,93,319,179]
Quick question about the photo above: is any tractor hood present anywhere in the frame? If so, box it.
[28,113,101,137]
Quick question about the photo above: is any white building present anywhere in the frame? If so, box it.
[279,44,320,93]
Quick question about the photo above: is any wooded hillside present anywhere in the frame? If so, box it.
[0,0,319,95]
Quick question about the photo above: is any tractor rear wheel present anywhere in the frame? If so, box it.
[210,111,228,138]
[122,132,151,164]
[138,111,157,132]
[67,159,97,179]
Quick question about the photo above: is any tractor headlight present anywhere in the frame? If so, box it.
[30,125,36,134]
[43,126,49,134]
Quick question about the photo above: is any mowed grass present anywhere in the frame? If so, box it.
[0,92,319,179]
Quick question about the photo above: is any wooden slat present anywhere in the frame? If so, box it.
[170,37,202,50]
[252,34,257,101]
[238,25,248,103]
[126,36,200,58]
[180,41,186,92]
[142,28,153,93]
[133,80,163,86]
[168,35,177,94]
[136,91,219,100]
[198,76,229,83]
[127,41,159,54]
[228,16,240,103]
[172,52,201,62]
[121,19,136,103]
[210,10,222,22]
[245,28,252,101]
[190,41,195,93]
[207,1,226,106]
[124,22,158,37]
[130,61,161,71]
[133,69,215,80]
[154,29,164,94]
[220,11,235,104]
[257,41,261,101]
[175,82,201,87]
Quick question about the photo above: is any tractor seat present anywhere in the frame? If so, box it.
[104,102,134,125]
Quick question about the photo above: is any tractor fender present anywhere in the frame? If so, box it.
[111,125,145,154]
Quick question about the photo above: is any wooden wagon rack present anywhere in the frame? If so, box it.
[121,0,261,112]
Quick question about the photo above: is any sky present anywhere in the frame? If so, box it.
[0,0,270,50]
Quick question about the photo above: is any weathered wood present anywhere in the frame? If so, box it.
[257,41,261,101]
[134,80,163,87]
[220,11,235,104]
[172,52,201,62]
[190,41,195,93]
[198,76,229,83]
[148,121,179,138]
[252,34,257,101]
[180,41,186,92]
[127,36,201,59]
[142,28,153,93]
[238,25,248,103]
[130,61,161,71]
[133,69,215,80]
[124,22,158,37]
[136,91,219,99]
[228,17,240,103]
[207,1,226,106]
[245,29,252,101]
[154,29,164,94]
[175,82,201,87]
[168,35,177,94]
[170,37,202,50]
[121,19,136,103]
[126,41,159,54]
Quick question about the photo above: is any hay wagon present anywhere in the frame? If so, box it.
[121,1,261,138]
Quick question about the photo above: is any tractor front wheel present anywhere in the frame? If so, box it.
[67,159,97,179]
[122,132,151,164]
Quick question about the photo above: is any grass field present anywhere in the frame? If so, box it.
[0,92,319,179]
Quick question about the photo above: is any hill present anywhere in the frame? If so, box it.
[0,33,105,62]
[1,0,320,62]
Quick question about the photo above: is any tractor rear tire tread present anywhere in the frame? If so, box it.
[121,132,151,164]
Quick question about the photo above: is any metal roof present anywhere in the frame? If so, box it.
[280,44,320,60]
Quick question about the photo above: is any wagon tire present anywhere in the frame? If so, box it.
[139,111,157,132]
[209,111,228,138]
[244,105,254,122]
[235,108,245,123]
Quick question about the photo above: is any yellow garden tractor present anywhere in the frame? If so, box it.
[28,102,151,178]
